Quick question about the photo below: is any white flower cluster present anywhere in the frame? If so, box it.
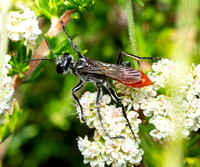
[76,91,143,167]
[76,58,200,166]
[115,58,200,141]
[0,55,14,125]
[7,7,42,46]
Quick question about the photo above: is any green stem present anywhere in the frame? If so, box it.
[162,0,199,166]
[125,0,139,68]
[171,0,198,64]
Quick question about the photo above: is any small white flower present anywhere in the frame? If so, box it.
[186,88,196,101]
[7,7,42,46]
[184,118,194,130]
[100,95,111,106]
[194,64,200,79]
[121,137,136,153]
[0,55,14,124]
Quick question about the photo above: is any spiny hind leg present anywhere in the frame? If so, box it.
[95,82,124,139]
[103,81,136,139]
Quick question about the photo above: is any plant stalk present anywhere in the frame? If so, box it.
[13,10,74,90]
[163,0,199,166]
[171,0,198,64]
[125,0,139,68]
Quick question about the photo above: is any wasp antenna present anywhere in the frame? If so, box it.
[22,58,56,63]
[152,57,160,60]
[44,36,59,60]
[139,57,160,61]
[60,21,84,58]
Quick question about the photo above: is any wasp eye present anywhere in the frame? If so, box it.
[56,63,64,74]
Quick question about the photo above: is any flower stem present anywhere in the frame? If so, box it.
[163,0,199,166]
[125,0,139,68]
[13,10,74,90]
[171,0,198,64]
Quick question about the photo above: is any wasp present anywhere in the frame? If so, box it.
[25,21,158,139]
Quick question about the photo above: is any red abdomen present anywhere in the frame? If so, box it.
[118,70,154,88]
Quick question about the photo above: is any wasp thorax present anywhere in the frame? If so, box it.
[56,53,73,74]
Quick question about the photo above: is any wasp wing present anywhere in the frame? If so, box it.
[82,58,142,82]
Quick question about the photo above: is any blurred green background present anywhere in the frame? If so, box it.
[2,0,200,166]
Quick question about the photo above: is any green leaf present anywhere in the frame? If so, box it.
[35,0,65,20]
[45,35,71,57]
[60,0,95,15]
[187,148,200,157]
[35,0,52,19]
[8,44,32,77]
[0,101,22,143]
[61,1,75,10]
[71,12,80,20]
[187,134,200,148]
[186,134,200,157]
[23,68,44,84]
[134,0,144,6]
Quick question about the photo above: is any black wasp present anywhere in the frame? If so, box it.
[25,21,158,139]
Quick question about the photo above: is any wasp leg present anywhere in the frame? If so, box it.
[72,80,85,121]
[95,82,125,139]
[103,81,136,139]
[117,51,159,67]
[60,21,85,59]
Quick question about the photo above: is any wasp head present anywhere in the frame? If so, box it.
[56,53,73,74]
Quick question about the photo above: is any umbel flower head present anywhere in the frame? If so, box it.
[7,7,42,46]
[0,55,14,125]
[76,58,200,166]
[77,92,143,167]
[115,59,200,141]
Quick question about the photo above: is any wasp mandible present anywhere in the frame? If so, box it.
[25,21,158,139]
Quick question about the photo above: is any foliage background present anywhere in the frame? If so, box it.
[2,0,200,166]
